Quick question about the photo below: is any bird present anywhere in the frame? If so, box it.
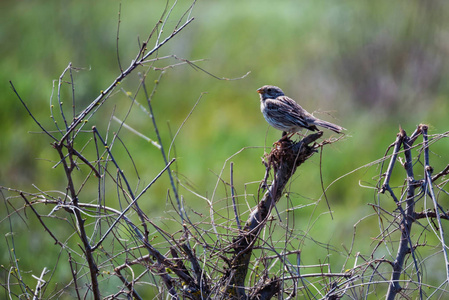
[257,85,345,138]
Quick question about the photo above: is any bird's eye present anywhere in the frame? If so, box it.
[267,88,272,93]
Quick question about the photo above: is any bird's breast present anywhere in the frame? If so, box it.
[260,101,266,113]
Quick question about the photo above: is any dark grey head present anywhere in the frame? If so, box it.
[256,85,285,99]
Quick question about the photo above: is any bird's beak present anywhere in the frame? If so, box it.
[256,88,263,94]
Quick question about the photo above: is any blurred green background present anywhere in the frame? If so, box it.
[1,0,449,298]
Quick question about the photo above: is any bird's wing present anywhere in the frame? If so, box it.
[283,96,316,117]
[277,96,343,133]
[267,96,316,129]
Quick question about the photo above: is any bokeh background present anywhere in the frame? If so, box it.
[2,0,449,298]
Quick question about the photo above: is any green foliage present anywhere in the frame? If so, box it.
[1,0,449,298]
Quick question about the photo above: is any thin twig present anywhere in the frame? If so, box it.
[116,3,123,73]
[141,74,185,225]
[59,17,195,144]
[230,162,241,231]
[9,81,58,142]
[422,125,449,281]
[91,158,175,251]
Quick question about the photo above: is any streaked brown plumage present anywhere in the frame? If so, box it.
[257,85,345,136]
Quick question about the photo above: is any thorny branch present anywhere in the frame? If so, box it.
[59,17,195,144]
[377,124,449,300]
[221,132,327,299]
[4,0,449,298]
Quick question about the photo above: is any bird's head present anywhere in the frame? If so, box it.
[256,85,285,99]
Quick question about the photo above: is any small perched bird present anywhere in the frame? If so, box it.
[257,85,345,137]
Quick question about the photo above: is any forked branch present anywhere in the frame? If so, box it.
[221,132,324,299]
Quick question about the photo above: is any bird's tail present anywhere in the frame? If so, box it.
[313,119,345,134]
